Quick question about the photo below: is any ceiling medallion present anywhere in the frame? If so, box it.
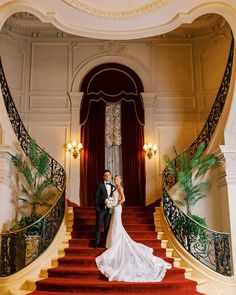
[63,0,169,18]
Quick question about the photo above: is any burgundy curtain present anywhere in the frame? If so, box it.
[80,100,105,206]
[80,63,145,207]
[121,100,146,206]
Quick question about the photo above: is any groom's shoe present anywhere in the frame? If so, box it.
[94,241,99,248]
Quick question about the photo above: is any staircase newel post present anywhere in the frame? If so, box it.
[0,146,18,232]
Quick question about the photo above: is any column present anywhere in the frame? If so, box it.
[0,146,18,232]
[220,144,236,276]
[67,92,83,205]
[142,92,160,205]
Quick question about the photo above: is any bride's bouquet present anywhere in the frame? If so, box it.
[105,193,118,214]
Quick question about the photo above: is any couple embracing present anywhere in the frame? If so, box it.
[94,169,124,248]
[94,169,172,282]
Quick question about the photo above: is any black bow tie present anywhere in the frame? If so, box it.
[105,182,111,185]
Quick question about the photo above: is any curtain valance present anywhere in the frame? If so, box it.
[80,92,144,126]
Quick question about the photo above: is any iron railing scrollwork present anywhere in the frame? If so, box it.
[162,38,234,276]
[0,191,65,276]
[163,187,231,275]
[0,57,66,276]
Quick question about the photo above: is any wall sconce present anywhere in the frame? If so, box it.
[143,142,158,159]
[67,140,83,159]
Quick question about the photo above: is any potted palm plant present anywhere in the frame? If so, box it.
[11,139,56,227]
[163,142,218,227]
[6,139,57,267]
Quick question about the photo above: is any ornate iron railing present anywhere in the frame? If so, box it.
[162,38,234,276]
[163,187,231,275]
[0,191,65,276]
[0,57,66,276]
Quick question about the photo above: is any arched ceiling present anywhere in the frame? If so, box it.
[1,12,228,41]
[0,0,236,39]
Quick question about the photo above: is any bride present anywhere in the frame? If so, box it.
[95,175,171,282]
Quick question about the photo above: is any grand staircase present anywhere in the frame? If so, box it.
[27,205,203,295]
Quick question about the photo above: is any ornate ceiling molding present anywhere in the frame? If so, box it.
[2,12,227,40]
[0,0,235,40]
[63,0,169,18]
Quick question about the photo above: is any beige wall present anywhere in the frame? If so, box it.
[0,22,231,230]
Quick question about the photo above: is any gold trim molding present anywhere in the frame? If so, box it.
[63,0,169,18]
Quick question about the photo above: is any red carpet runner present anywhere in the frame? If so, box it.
[29,206,204,295]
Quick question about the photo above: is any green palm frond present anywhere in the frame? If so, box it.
[38,152,49,176]
[29,139,49,176]
[195,155,217,178]
[192,182,211,192]
[34,178,53,198]
[190,193,206,207]
[12,155,34,188]
[180,153,191,172]
[163,143,218,224]
[189,214,207,227]
[191,143,205,167]
[178,170,191,191]
[163,155,177,177]
[174,146,179,159]
[29,139,38,167]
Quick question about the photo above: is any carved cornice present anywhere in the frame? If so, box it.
[68,92,84,109]
[220,145,236,181]
[63,0,169,19]
[2,12,227,40]
[99,40,125,54]
[141,93,156,109]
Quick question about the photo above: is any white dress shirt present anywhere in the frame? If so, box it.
[104,181,111,197]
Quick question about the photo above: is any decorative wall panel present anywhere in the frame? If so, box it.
[201,35,230,93]
[157,44,194,93]
[29,95,68,109]
[156,96,195,111]
[0,36,24,106]
[30,43,69,92]
[122,44,150,68]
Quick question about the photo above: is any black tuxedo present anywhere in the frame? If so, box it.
[95,182,114,210]
[94,181,115,247]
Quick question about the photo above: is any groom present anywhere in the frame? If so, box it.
[94,169,115,248]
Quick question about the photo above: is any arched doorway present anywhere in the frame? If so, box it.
[80,63,145,207]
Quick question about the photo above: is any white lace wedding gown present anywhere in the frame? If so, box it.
[95,191,172,282]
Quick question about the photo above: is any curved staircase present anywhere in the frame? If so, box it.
[27,205,203,295]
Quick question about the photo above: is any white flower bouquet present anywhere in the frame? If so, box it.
[105,194,118,214]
